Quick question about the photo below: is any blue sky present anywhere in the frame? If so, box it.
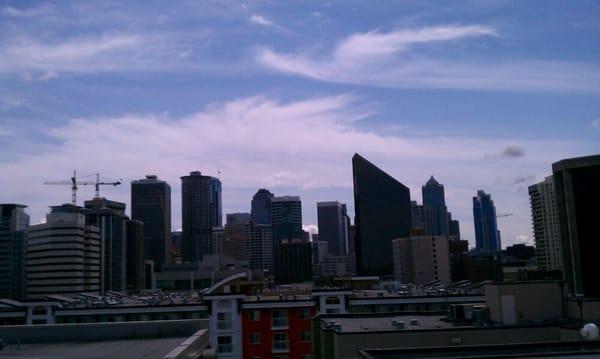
[1,0,599,247]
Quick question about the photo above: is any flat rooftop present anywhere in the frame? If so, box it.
[0,337,188,358]
[322,315,469,333]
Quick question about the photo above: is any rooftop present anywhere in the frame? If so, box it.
[0,337,188,358]
[321,315,466,333]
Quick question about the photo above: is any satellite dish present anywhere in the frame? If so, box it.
[581,323,599,341]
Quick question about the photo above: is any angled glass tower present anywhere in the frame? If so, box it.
[422,176,449,236]
[352,154,412,275]
[473,190,500,253]
[553,154,600,297]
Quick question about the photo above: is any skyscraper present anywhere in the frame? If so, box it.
[249,223,273,272]
[473,190,501,253]
[84,197,129,293]
[180,171,222,263]
[393,235,451,285]
[0,204,29,300]
[422,176,449,236]
[273,239,312,284]
[317,201,349,255]
[552,154,600,297]
[251,188,274,225]
[352,153,412,275]
[271,196,303,244]
[126,219,145,291]
[448,212,461,239]
[226,212,251,225]
[411,201,433,235]
[528,176,563,272]
[131,175,171,266]
[26,204,101,298]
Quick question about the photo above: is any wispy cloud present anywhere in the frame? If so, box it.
[501,144,525,158]
[256,25,600,93]
[249,14,273,27]
[1,5,53,19]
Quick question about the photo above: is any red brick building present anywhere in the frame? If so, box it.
[242,297,315,359]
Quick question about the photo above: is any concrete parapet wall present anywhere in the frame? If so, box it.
[0,319,208,344]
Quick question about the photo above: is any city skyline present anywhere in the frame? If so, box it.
[2,1,600,249]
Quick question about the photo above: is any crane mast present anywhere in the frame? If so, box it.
[44,170,122,205]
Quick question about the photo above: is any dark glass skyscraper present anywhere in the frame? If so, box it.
[84,197,129,293]
[422,176,449,236]
[181,171,222,263]
[131,175,171,266]
[473,190,500,253]
[0,204,29,300]
[317,201,349,255]
[553,154,600,297]
[251,188,274,225]
[271,196,303,244]
[352,153,412,275]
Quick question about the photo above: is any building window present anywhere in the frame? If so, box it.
[217,312,232,330]
[249,333,261,344]
[249,310,260,321]
[217,336,233,353]
[217,300,232,309]
[32,307,47,315]
[300,307,311,319]
[272,310,288,328]
[272,332,289,352]
[301,355,313,359]
[300,331,312,342]
[325,296,340,305]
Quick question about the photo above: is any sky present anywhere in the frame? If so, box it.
[1,0,599,248]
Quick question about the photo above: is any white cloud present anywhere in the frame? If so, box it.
[249,14,273,27]
[256,25,600,93]
[1,5,53,18]
[0,95,594,247]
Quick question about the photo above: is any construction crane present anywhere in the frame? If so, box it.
[496,213,513,218]
[44,170,122,205]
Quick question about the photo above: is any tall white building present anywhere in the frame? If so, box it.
[528,176,563,272]
[26,205,101,298]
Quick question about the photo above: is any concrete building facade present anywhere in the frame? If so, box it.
[392,235,451,285]
[26,205,101,298]
[529,176,563,272]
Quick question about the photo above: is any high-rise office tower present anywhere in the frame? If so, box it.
[223,221,252,262]
[226,212,251,225]
[171,230,183,263]
[84,198,129,293]
[473,190,501,254]
[352,153,412,275]
[180,171,222,262]
[209,177,223,228]
[553,154,600,297]
[317,201,349,255]
[26,204,101,298]
[411,201,433,235]
[528,176,563,272]
[422,176,449,236]
[249,223,272,272]
[251,189,274,225]
[273,239,312,284]
[126,219,145,291]
[0,204,29,300]
[271,196,303,244]
[131,175,171,266]
[392,235,451,285]
[448,212,461,239]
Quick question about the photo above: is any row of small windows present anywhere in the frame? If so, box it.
[248,331,311,344]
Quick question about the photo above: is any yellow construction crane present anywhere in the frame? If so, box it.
[44,170,122,205]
